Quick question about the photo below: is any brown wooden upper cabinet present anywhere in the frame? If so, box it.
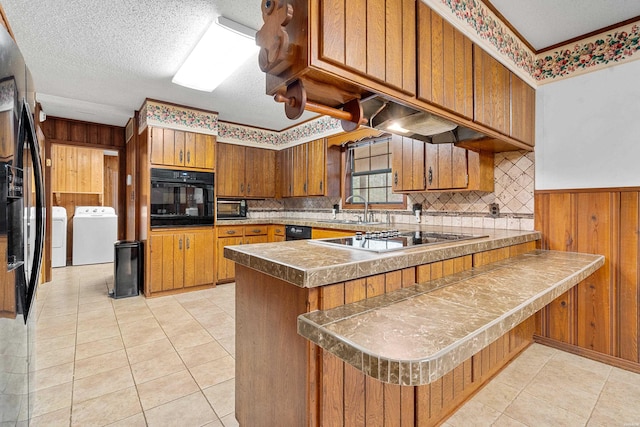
[320,0,416,95]
[149,127,215,170]
[474,46,536,146]
[473,46,511,136]
[510,73,536,146]
[391,136,493,193]
[258,0,535,152]
[278,138,340,198]
[216,143,276,198]
[417,2,473,119]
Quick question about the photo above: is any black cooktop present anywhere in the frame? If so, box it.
[313,231,488,253]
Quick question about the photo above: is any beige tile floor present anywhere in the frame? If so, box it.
[31,263,640,426]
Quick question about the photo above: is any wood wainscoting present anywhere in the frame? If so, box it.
[535,188,640,372]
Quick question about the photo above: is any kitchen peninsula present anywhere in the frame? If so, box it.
[225,226,603,426]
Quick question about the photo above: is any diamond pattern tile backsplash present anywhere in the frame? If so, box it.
[246,150,535,231]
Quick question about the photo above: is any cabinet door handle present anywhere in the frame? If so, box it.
[179,150,183,163]
[240,183,244,193]
[303,182,307,193]
[252,229,262,234]
[187,151,191,164]
[179,238,183,250]
[394,171,398,186]
[226,230,236,235]
[186,237,190,250]
[320,181,323,192]
[247,184,251,194]
[428,167,433,185]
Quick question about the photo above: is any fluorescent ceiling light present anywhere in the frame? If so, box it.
[172,16,259,92]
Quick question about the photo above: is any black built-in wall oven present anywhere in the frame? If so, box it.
[150,168,214,227]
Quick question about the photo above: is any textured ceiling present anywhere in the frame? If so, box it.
[2,0,639,129]
[490,0,640,51]
[1,0,316,128]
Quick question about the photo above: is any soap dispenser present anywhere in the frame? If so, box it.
[413,203,422,223]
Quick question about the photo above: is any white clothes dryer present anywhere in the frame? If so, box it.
[52,206,67,267]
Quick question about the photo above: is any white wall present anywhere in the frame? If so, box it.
[535,59,640,190]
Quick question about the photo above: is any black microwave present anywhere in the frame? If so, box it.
[150,168,214,227]
[216,199,247,219]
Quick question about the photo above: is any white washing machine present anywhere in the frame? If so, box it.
[72,206,118,266]
[52,206,67,268]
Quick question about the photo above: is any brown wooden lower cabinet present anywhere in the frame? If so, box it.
[236,241,537,426]
[216,224,269,283]
[535,189,640,372]
[147,227,214,296]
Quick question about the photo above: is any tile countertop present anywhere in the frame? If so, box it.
[223,224,541,288]
[297,250,605,386]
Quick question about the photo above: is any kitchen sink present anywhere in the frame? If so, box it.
[316,219,384,225]
[310,231,488,253]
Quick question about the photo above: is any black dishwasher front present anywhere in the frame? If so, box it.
[285,225,312,241]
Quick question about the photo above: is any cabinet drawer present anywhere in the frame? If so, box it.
[244,225,268,236]
[217,226,244,237]
[273,225,285,236]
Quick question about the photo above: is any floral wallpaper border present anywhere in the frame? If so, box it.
[138,99,344,146]
[217,116,342,147]
[138,100,219,136]
[426,0,640,84]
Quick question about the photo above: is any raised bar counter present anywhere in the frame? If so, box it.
[297,250,604,386]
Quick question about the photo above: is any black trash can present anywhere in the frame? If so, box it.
[111,241,143,299]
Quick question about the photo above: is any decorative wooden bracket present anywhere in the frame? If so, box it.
[274,80,367,132]
[256,0,294,74]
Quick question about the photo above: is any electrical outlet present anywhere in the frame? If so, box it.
[489,203,500,218]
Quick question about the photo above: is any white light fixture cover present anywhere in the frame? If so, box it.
[172,16,259,92]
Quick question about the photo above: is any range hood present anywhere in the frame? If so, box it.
[360,95,486,144]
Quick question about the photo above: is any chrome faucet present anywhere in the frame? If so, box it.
[346,194,368,223]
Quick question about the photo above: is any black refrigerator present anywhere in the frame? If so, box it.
[0,23,45,424]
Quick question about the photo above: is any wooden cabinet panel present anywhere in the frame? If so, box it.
[270,225,286,242]
[312,228,355,239]
[319,0,416,95]
[172,234,185,290]
[189,229,215,288]
[150,127,215,170]
[391,135,425,192]
[426,143,467,190]
[217,143,275,198]
[510,74,536,145]
[216,225,269,283]
[216,143,246,197]
[245,146,275,198]
[184,132,195,167]
[418,3,473,118]
[474,46,510,135]
[148,228,214,294]
[217,236,242,283]
[392,136,492,193]
[307,139,326,196]
[293,143,308,196]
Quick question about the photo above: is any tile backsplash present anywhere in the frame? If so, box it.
[246,150,535,231]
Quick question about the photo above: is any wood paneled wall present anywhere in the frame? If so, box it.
[41,117,125,148]
[535,189,640,371]
[42,117,126,270]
